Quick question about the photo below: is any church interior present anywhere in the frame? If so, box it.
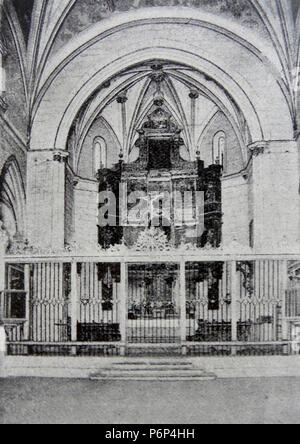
[0,0,300,356]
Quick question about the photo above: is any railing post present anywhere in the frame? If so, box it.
[231,260,238,355]
[281,260,289,341]
[71,261,78,347]
[119,261,127,356]
[180,258,187,356]
[24,264,30,341]
[0,256,4,322]
[0,225,8,360]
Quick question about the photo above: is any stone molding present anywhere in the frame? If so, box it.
[53,150,69,163]
[248,141,268,157]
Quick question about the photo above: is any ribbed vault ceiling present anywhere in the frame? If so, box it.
[3,0,300,139]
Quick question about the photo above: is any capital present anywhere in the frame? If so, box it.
[248,141,268,157]
[53,150,69,163]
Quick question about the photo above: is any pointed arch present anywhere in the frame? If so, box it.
[0,157,26,241]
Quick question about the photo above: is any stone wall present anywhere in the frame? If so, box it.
[221,173,249,247]
[73,178,98,248]
[78,117,121,179]
[26,151,67,249]
[251,141,299,252]
[199,111,244,174]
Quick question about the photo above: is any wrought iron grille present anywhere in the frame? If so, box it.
[78,263,121,342]
[2,257,291,357]
[127,263,180,343]
[237,261,283,342]
[30,263,71,343]
[186,261,232,342]
[286,288,300,318]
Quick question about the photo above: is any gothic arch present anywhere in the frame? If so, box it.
[29,9,294,156]
[0,157,26,241]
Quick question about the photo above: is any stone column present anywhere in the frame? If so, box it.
[116,92,128,161]
[189,89,199,155]
[250,141,299,253]
[26,150,68,250]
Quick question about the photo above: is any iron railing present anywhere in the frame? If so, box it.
[1,254,298,357]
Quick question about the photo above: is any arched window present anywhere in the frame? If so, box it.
[93,137,107,174]
[213,131,226,168]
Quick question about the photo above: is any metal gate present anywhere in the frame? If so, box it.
[186,261,232,342]
[127,263,180,343]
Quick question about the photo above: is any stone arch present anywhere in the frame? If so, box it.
[30,10,294,155]
[0,156,26,241]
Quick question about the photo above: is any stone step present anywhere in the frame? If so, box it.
[106,366,195,371]
[90,361,217,381]
[113,362,193,368]
[90,370,216,381]
[90,375,216,381]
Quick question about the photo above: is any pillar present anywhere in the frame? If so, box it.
[116,92,128,160]
[26,150,68,250]
[250,141,299,253]
[189,89,199,155]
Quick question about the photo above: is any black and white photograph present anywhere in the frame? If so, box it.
[0,0,300,427]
